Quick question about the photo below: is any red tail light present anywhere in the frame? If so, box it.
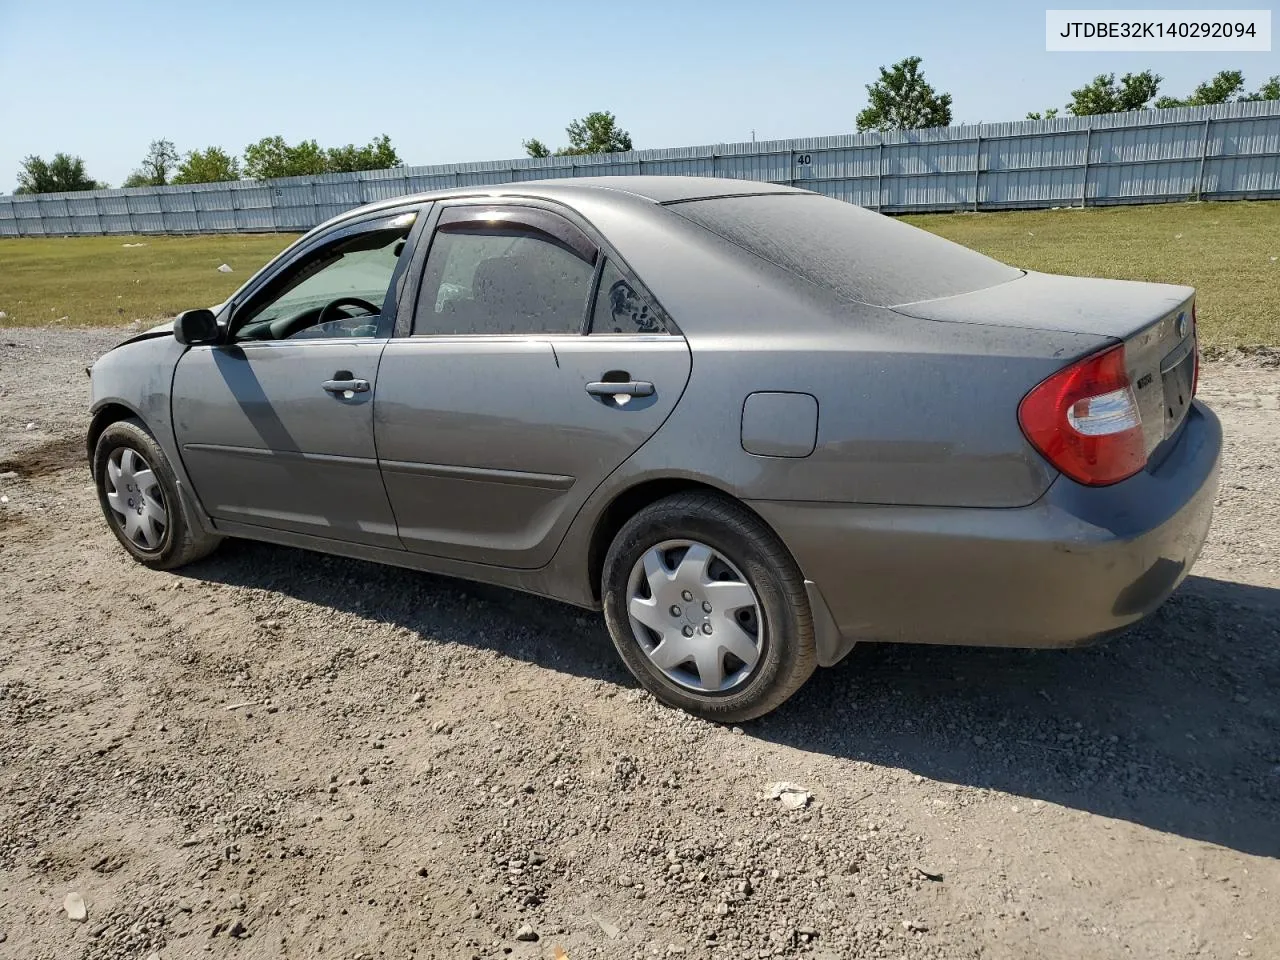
[1018,343,1147,486]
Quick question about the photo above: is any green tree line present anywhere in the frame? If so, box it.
[10,68,1279,194]
[13,134,402,194]
[1027,69,1279,119]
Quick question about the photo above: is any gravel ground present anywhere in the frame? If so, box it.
[1,327,1278,960]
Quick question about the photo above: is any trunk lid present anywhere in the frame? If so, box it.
[891,270,1197,460]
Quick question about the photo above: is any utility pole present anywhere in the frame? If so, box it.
[751,129,756,143]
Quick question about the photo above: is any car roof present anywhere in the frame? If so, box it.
[523,176,805,203]
[328,176,805,227]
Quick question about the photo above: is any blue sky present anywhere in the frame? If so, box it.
[0,0,1276,190]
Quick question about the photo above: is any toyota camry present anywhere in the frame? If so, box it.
[87,176,1221,721]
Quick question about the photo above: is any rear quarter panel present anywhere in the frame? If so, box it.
[618,316,1106,508]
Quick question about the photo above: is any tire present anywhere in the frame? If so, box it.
[601,492,816,723]
[93,417,221,570]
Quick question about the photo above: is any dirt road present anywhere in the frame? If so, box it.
[1,328,1277,960]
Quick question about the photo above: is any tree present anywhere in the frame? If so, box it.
[325,134,401,173]
[1151,70,1278,107]
[563,111,633,155]
[14,153,104,193]
[856,57,953,132]
[243,136,328,180]
[1240,74,1279,101]
[243,134,401,179]
[1155,70,1246,108]
[1066,71,1162,115]
[522,111,633,157]
[523,137,551,159]
[1026,107,1060,120]
[172,146,241,184]
[123,138,180,187]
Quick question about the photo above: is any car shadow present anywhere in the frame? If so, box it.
[758,575,1280,860]
[183,543,1280,859]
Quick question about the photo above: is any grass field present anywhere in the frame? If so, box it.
[904,201,1280,353]
[0,233,296,332]
[1,200,1276,350]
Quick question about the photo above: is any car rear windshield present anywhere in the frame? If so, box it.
[669,193,1021,307]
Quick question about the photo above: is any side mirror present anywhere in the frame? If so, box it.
[173,309,220,345]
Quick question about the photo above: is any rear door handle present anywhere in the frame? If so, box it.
[586,380,654,398]
[323,378,370,394]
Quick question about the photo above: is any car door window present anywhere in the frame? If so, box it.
[414,222,594,336]
[589,259,669,335]
[232,215,415,342]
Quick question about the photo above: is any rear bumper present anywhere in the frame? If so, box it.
[749,401,1222,665]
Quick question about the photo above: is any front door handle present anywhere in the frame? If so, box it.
[586,380,654,398]
[323,378,370,395]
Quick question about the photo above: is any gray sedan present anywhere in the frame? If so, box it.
[87,177,1221,721]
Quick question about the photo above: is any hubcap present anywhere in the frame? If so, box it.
[625,539,763,693]
[104,447,167,551]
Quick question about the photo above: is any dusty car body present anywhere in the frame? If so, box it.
[87,176,1221,720]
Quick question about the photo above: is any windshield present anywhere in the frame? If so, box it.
[669,193,1022,307]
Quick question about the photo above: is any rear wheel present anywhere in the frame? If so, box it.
[601,492,816,723]
[93,418,221,570]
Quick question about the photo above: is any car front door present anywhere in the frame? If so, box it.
[374,201,692,568]
[171,208,424,548]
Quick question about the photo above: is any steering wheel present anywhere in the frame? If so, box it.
[316,296,381,328]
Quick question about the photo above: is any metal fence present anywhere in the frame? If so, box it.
[3,101,1278,238]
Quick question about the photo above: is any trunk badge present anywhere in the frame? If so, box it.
[1176,311,1188,338]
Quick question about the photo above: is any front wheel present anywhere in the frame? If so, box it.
[601,492,816,723]
[93,418,221,570]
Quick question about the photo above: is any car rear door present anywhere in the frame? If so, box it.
[374,200,692,568]
[171,207,425,547]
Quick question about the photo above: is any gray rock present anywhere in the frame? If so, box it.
[594,915,622,939]
[63,892,87,922]
[768,781,811,810]
[514,923,538,942]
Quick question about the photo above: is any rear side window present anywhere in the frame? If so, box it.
[590,260,669,335]
[670,194,1021,307]
[414,225,593,335]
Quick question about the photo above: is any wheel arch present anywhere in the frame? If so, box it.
[585,476,786,604]
[86,400,145,465]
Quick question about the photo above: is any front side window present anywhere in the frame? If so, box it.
[414,223,594,336]
[233,215,414,342]
[589,259,668,335]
